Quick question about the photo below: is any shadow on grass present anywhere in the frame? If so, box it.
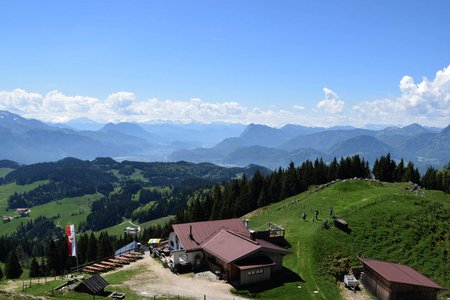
[231,267,304,296]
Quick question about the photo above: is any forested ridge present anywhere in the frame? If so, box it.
[2,157,270,209]
[0,154,449,279]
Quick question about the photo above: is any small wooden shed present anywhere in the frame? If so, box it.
[74,274,109,295]
[360,258,444,300]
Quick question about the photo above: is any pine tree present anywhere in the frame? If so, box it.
[87,233,98,262]
[29,257,40,278]
[396,159,405,181]
[46,240,61,276]
[77,233,89,264]
[403,161,420,183]
[5,250,23,279]
[97,232,113,259]
[40,257,48,277]
[328,158,339,181]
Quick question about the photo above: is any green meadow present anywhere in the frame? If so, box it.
[0,180,49,215]
[0,168,13,178]
[99,215,174,237]
[0,192,102,236]
[244,180,449,299]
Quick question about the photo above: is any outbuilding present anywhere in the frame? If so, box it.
[359,258,444,300]
[74,274,109,295]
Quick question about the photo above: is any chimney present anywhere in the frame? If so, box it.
[189,225,193,240]
[244,218,250,229]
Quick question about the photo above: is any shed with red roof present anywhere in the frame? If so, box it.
[359,258,444,300]
[168,218,289,285]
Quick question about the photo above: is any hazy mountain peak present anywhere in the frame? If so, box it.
[0,110,50,130]
[0,110,22,119]
[402,123,426,131]
[440,124,450,135]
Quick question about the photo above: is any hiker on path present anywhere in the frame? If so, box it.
[302,211,307,221]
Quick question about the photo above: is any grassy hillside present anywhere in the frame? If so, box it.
[0,193,103,236]
[0,180,49,213]
[98,215,174,237]
[245,179,449,299]
[0,168,14,178]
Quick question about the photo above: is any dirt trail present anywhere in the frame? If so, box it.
[2,279,24,293]
[339,283,372,300]
[109,254,245,300]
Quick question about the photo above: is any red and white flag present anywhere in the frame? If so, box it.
[65,224,77,257]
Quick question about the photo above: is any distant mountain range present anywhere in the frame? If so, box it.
[1,110,449,171]
[0,110,244,163]
[169,123,450,171]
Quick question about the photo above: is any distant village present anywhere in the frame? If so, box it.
[2,208,30,223]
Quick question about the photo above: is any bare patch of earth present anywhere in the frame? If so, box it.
[339,282,372,300]
[111,254,245,300]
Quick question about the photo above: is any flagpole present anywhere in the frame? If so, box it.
[75,226,79,274]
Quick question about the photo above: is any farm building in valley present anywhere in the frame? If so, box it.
[168,218,289,285]
[359,258,444,300]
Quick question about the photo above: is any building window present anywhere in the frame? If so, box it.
[247,269,264,276]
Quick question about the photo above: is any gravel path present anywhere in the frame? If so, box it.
[114,253,245,300]
[339,282,372,300]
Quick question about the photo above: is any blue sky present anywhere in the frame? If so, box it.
[1,1,450,127]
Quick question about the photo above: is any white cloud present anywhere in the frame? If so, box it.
[352,64,450,127]
[316,87,345,113]
[1,64,449,127]
[0,89,321,126]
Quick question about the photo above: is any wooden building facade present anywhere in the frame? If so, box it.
[360,258,444,300]
[169,218,290,286]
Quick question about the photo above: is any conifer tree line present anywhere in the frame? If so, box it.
[177,155,372,223]
[0,153,449,280]
[177,154,449,223]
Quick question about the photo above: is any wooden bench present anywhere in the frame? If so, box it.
[334,218,349,231]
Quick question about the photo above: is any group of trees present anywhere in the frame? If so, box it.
[80,177,213,231]
[421,164,450,193]
[7,168,114,208]
[372,154,421,183]
[0,250,23,279]
[0,230,137,278]
[372,154,450,193]
[177,155,372,223]
[1,154,449,281]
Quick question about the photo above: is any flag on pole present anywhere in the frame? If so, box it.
[65,224,77,257]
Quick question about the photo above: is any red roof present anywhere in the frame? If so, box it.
[172,218,250,252]
[202,229,289,263]
[360,258,443,289]
[201,229,261,263]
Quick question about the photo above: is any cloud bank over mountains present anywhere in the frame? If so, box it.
[1,65,449,127]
